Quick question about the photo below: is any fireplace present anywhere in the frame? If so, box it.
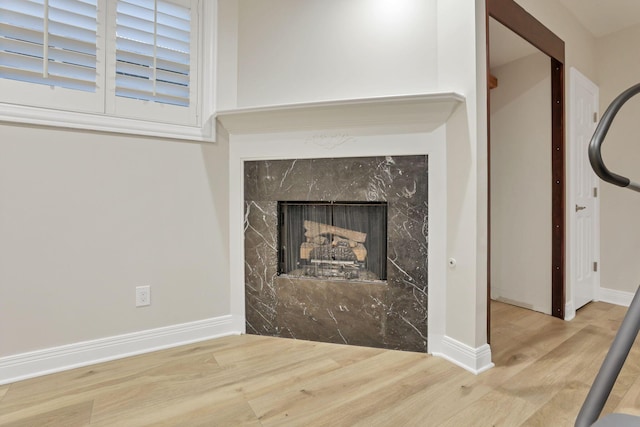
[278,201,387,281]
[243,155,428,352]
[220,93,466,365]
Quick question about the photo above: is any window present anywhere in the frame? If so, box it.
[115,0,190,107]
[0,0,104,112]
[0,0,215,141]
[0,0,98,92]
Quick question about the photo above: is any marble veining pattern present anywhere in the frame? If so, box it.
[244,155,428,352]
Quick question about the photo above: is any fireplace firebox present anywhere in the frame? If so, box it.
[278,201,387,281]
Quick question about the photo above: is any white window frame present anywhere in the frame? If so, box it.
[0,0,216,142]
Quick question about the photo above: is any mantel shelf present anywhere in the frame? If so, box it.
[216,92,464,135]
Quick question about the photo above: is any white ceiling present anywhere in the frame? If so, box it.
[558,0,640,38]
[490,1,640,70]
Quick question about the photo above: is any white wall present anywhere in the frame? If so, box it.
[221,0,490,357]
[0,124,231,358]
[235,0,439,107]
[217,0,239,110]
[437,0,488,351]
[1,0,492,378]
[596,24,640,294]
[490,52,552,314]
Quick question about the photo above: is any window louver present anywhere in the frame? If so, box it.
[116,0,191,107]
[0,0,98,92]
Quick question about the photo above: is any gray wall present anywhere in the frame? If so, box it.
[596,24,640,293]
[0,124,230,357]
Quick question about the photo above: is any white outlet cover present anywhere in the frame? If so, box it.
[136,285,151,307]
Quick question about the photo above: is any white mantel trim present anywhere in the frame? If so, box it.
[221,91,478,369]
[217,92,464,135]
[226,128,452,366]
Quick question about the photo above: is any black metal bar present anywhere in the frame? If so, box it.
[588,83,640,191]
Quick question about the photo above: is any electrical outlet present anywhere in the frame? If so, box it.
[136,285,151,307]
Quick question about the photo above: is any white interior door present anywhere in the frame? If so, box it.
[569,68,600,316]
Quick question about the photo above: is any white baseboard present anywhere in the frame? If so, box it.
[431,335,494,375]
[565,300,576,321]
[597,287,635,307]
[0,315,242,385]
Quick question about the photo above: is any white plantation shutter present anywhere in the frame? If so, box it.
[0,0,212,139]
[0,0,98,92]
[116,0,191,107]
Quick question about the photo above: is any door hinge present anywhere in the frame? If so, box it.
[593,262,598,272]
[594,187,598,198]
[594,112,598,123]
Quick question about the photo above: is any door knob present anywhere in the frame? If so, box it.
[576,204,587,212]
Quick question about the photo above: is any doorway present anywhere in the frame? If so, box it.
[486,0,566,335]
[489,21,552,314]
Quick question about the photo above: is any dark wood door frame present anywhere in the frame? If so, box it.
[486,0,566,326]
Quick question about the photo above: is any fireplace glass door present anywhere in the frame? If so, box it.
[278,201,387,281]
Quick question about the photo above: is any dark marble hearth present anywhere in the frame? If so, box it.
[276,277,387,346]
[244,156,428,352]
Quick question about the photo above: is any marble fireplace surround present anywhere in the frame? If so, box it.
[219,93,462,357]
[245,156,428,352]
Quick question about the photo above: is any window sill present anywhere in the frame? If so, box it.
[0,103,216,143]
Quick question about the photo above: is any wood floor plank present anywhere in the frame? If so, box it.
[353,365,490,426]
[1,301,638,426]
[0,400,93,427]
[91,391,259,427]
[520,379,591,426]
[438,388,537,427]
[0,345,223,423]
[238,357,342,401]
[500,325,611,407]
[598,340,640,416]
[256,352,460,426]
[248,350,428,424]
[615,374,640,416]
[608,340,640,417]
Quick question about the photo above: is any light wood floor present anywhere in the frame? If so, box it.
[2,301,640,426]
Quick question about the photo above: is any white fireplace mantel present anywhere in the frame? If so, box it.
[221,90,493,375]
[216,92,464,135]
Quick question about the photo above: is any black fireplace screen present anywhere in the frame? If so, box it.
[278,201,387,280]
